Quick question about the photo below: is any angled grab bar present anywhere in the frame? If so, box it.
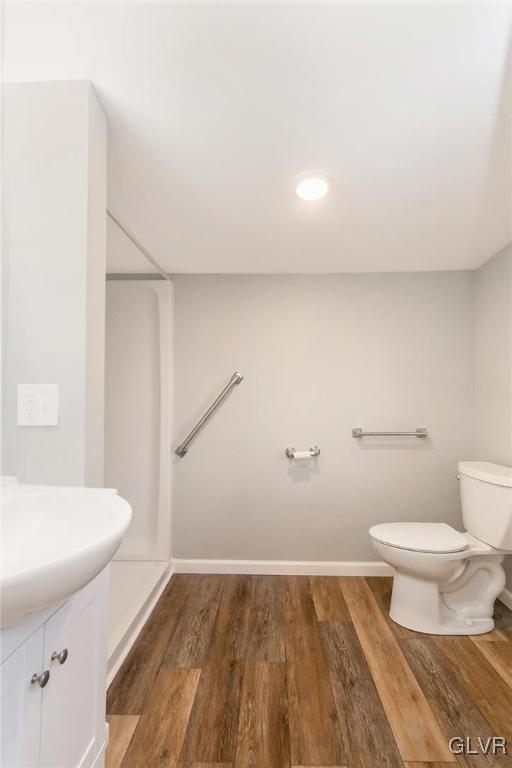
[175,372,244,457]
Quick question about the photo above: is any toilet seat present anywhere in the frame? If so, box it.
[370,522,468,554]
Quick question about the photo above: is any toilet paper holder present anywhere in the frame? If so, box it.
[285,446,321,459]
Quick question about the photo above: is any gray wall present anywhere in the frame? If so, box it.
[173,272,475,562]
[474,245,512,586]
[2,81,107,485]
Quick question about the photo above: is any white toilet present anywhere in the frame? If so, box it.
[370,461,512,635]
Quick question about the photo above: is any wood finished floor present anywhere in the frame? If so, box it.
[106,575,512,768]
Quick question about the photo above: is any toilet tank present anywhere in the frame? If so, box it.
[458,461,512,550]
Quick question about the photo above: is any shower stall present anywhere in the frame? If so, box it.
[104,277,173,681]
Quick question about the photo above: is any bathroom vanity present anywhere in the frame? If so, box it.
[0,480,132,767]
[1,570,109,768]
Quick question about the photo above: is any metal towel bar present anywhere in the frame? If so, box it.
[175,372,243,457]
[352,427,428,438]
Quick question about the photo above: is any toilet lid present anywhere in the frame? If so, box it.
[370,522,468,553]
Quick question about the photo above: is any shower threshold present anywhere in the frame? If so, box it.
[107,559,172,685]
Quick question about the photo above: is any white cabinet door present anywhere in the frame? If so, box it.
[0,627,45,768]
[40,595,104,768]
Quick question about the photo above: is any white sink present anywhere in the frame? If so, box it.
[0,480,132,628]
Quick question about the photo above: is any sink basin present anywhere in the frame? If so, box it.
[0,480,132,628]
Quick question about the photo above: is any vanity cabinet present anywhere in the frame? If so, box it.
[0,569,109,768]
[0,627,44,768]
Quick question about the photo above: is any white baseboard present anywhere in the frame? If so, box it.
[171,558,393,576]
[106,564,174,687]
[500,586,512,611]
[91,736,106,768]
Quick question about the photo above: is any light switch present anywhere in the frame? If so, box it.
[17,385,59,426]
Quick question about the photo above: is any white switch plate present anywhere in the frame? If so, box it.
[17,384,59,426]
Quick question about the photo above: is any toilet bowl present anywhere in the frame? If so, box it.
[370,461,512,635]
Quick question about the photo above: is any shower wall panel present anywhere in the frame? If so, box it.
[105,280,173,560]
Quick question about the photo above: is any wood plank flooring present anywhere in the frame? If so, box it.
[107,575,512,767]
[106,716,140,768]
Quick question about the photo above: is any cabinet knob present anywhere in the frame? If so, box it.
[31,670,50,688]
[51,648,68,665]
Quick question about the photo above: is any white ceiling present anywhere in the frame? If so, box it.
[4,1,512,273]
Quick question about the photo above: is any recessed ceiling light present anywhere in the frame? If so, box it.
[295,175,329,201]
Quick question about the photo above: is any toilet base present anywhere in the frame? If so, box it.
[389,608,495,635]
[389,569,500,636]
